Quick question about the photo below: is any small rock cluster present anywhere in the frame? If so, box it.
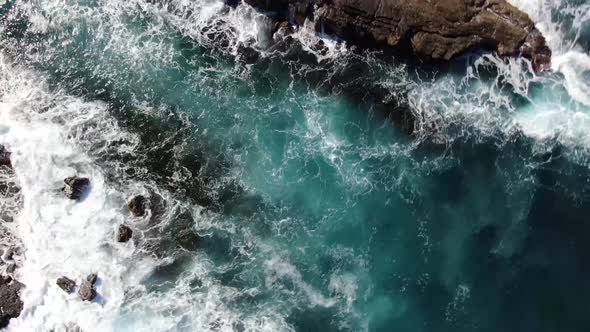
[117,195,149,243]
[53,191,148,302]
[56,273,98,302]
[79,274,98,302]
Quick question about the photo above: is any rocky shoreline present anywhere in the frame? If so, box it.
[0,144,151,328]
[242,0,551,71]
[0,1,553,329]
[0,145,23,329]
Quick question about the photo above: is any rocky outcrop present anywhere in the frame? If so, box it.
[57,276,76,293]
[0,275,23,328]
[243,0,551,71]
[117,225,133,243]
[62,177,90,201]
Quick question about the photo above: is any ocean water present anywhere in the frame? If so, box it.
[0,0,589,331]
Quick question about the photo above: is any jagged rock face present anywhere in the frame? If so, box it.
[319,0,550,68]
[244,0,551,70]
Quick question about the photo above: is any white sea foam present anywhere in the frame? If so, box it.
[402,0,590,153]
[264,256,337,308]
[0,56,136,330]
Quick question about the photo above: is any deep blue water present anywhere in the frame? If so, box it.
[1,0,590,331]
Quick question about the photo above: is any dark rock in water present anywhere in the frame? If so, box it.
[56,276,76,294]
[0,145,11,168]
[237,44,260,64]
[177,227,202,252]
[273,20,293,37]
[78,280,96,301]
[62,176,90,201]
[290,1,314,26]
[128,195,148,217]
[117,225,133,243]
[86,273,98,286]
[0,275,23,329]
[521,30,552,72]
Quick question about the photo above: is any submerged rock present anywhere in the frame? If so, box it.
[65,323,83,332]
[117,225,133,243]
[0,275,23,329]
[237,43,260,64]
[0,145,11,168]
[56,276,76,294]
[62,176,90,201]
[78,280,96,301]
[86,273,98,286]
[128,195,148,217]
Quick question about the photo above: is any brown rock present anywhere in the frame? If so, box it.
[317,0,551,68]
[78,280,96,301]
[244,0,551,70]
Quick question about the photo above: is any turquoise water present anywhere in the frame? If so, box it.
[1,0,590,331]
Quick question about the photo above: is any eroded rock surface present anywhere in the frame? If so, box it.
[244,0,551,70]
